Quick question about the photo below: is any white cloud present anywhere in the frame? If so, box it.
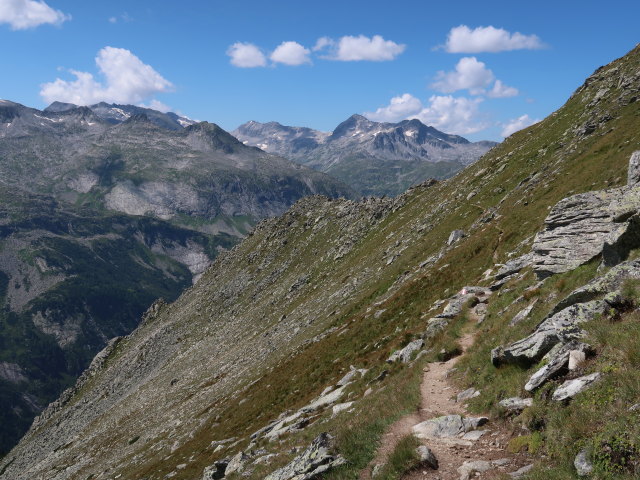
[444,25,544,53]
[363,93,423,123]
[431,57,495,95]
[412,95,487,135]
[108,12,132,24]
[487,79,519,98]
[317,34,405,61]
[313,36,334,52]
[270,41,311,66]
[500,114,539,137]
[227,42,267,68]
[0,0,70,30]
[365,93,487,135]
[40,46,173,106]
[140,99,172,113]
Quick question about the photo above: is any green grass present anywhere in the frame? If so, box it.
[373,435,422,480]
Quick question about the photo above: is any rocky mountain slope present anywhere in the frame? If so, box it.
[0,101,352,455]
[233,115,496,196]
[2,44,640,480]
[0,100,352,234]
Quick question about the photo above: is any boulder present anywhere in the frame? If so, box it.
[532,181,640,278]
[412,415,487,439]
[492,301,605,367]
[225,451,250,476]
[552,260,640,314]
[574,449,594,476]
[387,339,424,363]
[456,388,480,403]
[423,318,448,339]
[525,341,594,392]
[416,445,438,469]
[436,287,491,319]
[447,229,466,246]
[498,397,533,412]
[264,433,346,480]
[202,460,228,480]
[457,460,491,480]
[552,372,602,402]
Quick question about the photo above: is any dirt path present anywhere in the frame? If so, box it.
[361,332,531,480]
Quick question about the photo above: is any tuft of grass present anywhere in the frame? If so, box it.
[507,432,544,454]
[375,435,422,480]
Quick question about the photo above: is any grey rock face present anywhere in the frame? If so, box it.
[509,300,538,327]
[552,372,602,401]
[628,151,640,186]
[495,253,534,281]
[264,433,346,480]
[533,154,640,278]
[574,449,594,476]
[416,445,438,469]
[412,415,488,439]
[525,341,593,392]
[387,339,424,363]
[498,397,533,412]
[423,318,448,339]
[508,464,534,478]
[492,300,605,367]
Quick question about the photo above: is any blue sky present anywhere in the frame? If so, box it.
[1,0,638,141]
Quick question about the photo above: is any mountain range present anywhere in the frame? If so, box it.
[2,43,639,480]
[0,99,352,454]
[233,115,497,196]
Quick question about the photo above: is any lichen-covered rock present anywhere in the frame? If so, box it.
[423,318,448,339]
[525,341,594,391]
[509,300,538,327]
[264,433,346,480]
[457,460,492,480]
[552,260,640,314]
[552,372,602,402]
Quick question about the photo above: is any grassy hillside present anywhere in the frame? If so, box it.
[1,45,639,479]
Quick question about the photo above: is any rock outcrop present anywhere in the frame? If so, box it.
[263,433,346,480]
[533,152,640,278]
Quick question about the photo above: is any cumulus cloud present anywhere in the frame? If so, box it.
[40,46,173,106]
[487,79,519,98]
[431,57,495,95]
[364,94,487,135]
[412,95,487,135]
[0,0,70,30]
[500,114,539,137]
[316,34,405,61]
[363,93,423,123]
[270,41,311,66]
[443,25,544,53]
[227,42,267,68]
